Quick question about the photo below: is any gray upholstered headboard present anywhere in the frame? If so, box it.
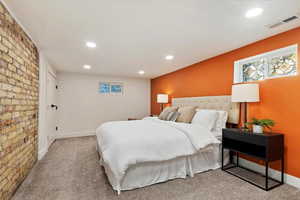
[172,96,240,124]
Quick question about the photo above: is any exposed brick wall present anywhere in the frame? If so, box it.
[0,3,39,200]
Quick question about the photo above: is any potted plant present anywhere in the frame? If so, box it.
[246,118,275,133]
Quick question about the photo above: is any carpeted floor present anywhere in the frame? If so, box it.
[12,136,300,200]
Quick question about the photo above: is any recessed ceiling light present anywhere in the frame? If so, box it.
[165,55,174,60]
[83,65,91,70]
[138,70,145,75]
[86,41,97,48]
[245,8,263,18]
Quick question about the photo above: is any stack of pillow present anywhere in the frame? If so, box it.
[158,106,196,123]
[158,106,228,137]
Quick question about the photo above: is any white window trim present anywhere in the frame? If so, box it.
[234,44,298,83]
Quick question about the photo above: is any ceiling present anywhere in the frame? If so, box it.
[3,0,300,79]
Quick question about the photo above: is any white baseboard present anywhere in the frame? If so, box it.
[38,131,95,159]
[38,147,48,160]
[55,130,95,139]
[237,157,300,189]
[38,139,56,160]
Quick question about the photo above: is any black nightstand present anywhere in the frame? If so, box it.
[221,128,284,191]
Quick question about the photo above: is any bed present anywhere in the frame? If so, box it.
[96,96,240,194]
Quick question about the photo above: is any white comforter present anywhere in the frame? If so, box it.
[96,117,220,183]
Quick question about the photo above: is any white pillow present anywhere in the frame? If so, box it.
[191,109,218,131]
[212,110,228,137]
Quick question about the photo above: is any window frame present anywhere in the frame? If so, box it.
[99,82,124,95]
[234,44,298,83]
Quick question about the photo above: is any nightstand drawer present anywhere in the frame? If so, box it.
[222,137,266,159]
[223,130,267,146]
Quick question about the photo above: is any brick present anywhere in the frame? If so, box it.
[2,54,12,63]
[5,13,13,24]
[0,4,4,14]
[8,64,16,73]
[0,89,6,97]
[1,112,12,120]
[1,83,12,91]
[0,43,8,53]
[2,38,12,49]
[0,75,7,83]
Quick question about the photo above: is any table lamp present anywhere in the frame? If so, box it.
[157,94,168,112]
[231,83,260,129]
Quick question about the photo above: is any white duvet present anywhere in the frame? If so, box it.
[96,117,220,183]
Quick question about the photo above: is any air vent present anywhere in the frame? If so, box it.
[267,15,299,29]
[283,16,298,23]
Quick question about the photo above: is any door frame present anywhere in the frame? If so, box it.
[46,70,57,146]
[38,54,57,160]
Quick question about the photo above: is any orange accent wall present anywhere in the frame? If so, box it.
[151,27,300,179]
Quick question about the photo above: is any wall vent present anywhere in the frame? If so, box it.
[267,15,299,29]
[283,16,299,23]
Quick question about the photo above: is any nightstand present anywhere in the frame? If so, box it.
[221,128,284,191]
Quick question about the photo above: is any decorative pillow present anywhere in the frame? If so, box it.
[158,106,178,120]
[191,109,218,131]
[212,110,228,136]
[166,111,181,122]
[165,111,174,121]
[176,106,197,123]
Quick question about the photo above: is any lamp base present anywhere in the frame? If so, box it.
[160,104,164,112]
[240,126,250,131]
[242,102,248,129]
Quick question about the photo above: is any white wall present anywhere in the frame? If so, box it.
[57,72,150,138]
[38,53,56,160]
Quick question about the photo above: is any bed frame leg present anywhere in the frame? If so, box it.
[116,184,121,195]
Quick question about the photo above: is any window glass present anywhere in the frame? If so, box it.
[268,53,297,78]
[242,59,266,82]
[99,83,110,93]
[110,84,123,93]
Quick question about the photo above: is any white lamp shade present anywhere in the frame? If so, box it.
[157,94,168,103]
[231,83,260,102]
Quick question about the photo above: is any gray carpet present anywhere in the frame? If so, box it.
[12,136,300,200]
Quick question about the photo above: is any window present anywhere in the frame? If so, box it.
[242,58,266,82]
[268,53,297,78]
[99,83,110,93]
[99,82,123,94]
[110,84,123,93]
[234,45,297,83]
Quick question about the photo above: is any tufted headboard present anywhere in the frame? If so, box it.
[172,96,240,124]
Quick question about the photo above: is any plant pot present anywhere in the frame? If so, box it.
[253,125,263,133]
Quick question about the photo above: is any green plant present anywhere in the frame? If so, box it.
[246,118,275,130]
